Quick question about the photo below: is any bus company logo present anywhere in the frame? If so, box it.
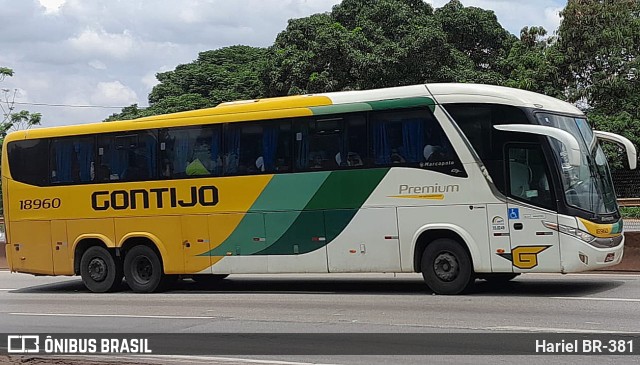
[91,186,219,211]
[497,245,551,269]
[7,335,40,353]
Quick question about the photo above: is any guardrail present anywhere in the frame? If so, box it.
[618,198,640,207]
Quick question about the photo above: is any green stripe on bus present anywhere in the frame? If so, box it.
[255,168,389,255]
[309,103,373,115]
[367,97,435,112]
[203,172,330,257]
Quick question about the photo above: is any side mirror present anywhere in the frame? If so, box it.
[593,130,637,170]
[494,125,582,167]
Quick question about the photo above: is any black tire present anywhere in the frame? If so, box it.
[421,238,474,295]
[80,246,122,293]
[192,274,228,285]
[123,245,167,293]
[478,273,520,282]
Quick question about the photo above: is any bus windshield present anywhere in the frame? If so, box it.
[537,113,618,215]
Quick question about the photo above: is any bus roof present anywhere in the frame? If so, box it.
[4,83,584,143]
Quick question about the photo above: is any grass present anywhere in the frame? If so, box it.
[620,206,640,218]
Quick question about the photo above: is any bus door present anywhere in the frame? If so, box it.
[181,215,212,274]
[9,221,53,274]
[504,144,560,273]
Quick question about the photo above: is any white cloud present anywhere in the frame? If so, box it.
[544,6,563,33]
[1,0,568,128]
[88,60,107,70]
[91,81,138,106]
[38,0,65,14]
[68,28,135,60]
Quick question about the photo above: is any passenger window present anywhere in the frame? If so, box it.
[225,120,291,175]
[295,114,366,171]
[50,136,95,184]
[370,109,465,177]
[507,145,555,210]
[7,139,49,186]
[160,126,222,178]
[97,131,158,182]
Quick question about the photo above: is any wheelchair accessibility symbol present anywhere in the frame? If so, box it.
[508,208,520,220]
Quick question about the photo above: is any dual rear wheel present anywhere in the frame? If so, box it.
[80,245,170,293]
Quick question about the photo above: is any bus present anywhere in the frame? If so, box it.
[2,83,636,294]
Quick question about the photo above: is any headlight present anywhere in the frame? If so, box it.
[543,221,595,243]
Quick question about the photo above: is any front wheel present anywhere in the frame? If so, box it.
[124,245,167,293]
[421,238,474,295]
[80,246,122,293]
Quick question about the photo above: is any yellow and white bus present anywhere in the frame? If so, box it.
[2,84,636,294]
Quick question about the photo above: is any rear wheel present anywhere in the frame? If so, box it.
[123,245,167,293]
[421,238,474,295]
[80,246,122,293]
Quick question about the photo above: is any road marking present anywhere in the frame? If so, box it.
[487,326,640,334]
[10,312,216,320]
[551,297,640,303]
[79,355,339,365]
[0,289,16,291]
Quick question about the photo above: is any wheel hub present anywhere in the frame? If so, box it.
[132,256,153,284]
[433,252,459,282]
[88,258,107,282]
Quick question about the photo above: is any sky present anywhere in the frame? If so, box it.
[0,0,566,128]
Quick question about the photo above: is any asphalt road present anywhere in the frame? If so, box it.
[1,271,639,365]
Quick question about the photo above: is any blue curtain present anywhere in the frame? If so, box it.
[225,127,240,174]
[174,132,191,174]
[402,118,425,163]
[210,128,221,175]
[372,121,390,165]
[54,142,74,183]
[75,141,94,182]
[262,125,278,172]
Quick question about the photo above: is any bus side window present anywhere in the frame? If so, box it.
[507,145,555,210]
[371,110,428,166]
[50,136,95,184]
[161,125,222,178]
[224,120,291,176]
[98,131,158,182]
[7,139,49,186]
[295,114,366,171]
[296,118,342,171]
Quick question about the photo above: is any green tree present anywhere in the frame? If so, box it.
[108,46,267,121]
[555,0,640,169]
[264,0,473,95]
[503,26,566,98]
[0,67,42,215]
[557,0,640,117]
[434,0,516,84]
[0,68,42,137]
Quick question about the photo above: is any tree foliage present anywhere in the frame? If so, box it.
[107,45,267,121]
[105,0,640,176]
[0,70,42,138]
[0,67,42,214]
[558,0,640,117]
[503,26,566,98]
